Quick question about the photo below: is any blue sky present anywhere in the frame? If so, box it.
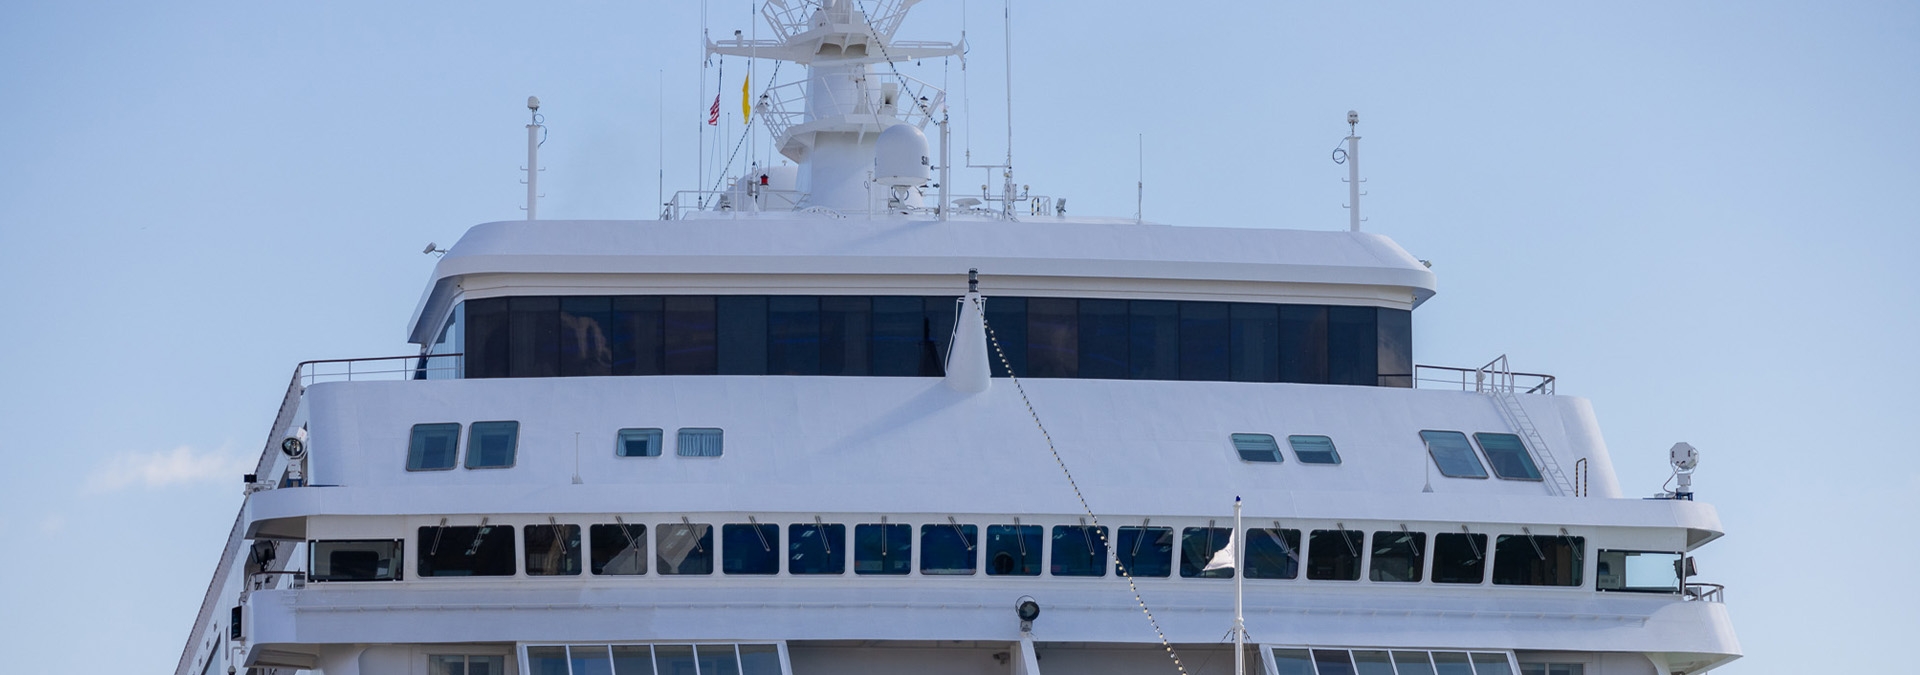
[1,1,1915,672]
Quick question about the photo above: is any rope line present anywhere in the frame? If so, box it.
[975,295,1191,675]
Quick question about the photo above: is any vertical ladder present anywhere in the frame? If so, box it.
[1478,356,1577,496]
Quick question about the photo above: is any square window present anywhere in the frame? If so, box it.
[1473,433,1543,481]
[616,428,663,457]
[1306,529,1364,581]
[656,522,713,575]
[985,524,1042,576]
[523,524,581,576]
[1049,525,1107,577]
[678,428,723,457]
[1230,433,1283,463]
[465,421,518,469]
[722,523,780,575]
[920,523,978,575]
[1244,528,1300,579]
[407,423,461,471]
[1116,526,1173,578]
[853,523,911,575]
[1180,527,1234,578]
[1420,430,1488,478]
[589,523,647,575]
[1287,435,1342,465]
[789,523,846,575]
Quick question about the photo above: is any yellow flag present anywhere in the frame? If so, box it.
[741,76,752,123]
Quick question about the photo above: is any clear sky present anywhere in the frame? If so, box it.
[1,1,1914,672]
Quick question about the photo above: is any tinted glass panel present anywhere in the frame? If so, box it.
[1314,649,1358,675]
[654,646,696,675]
[465,297,509,379]
[1179,301,1229,380]
[407,423,460,471]
[1116,526,1173,577]
[616,428,662,457]
[1307,529,1364,581]
[1129,300,1179,380]
[569,646,613,675]
[1431,532,1487,584]
[1392,651,1437,675]
[1229,303,1280,382]
[1180,527,1233,578]
[789,523,846,575]
[739,644,782,675]
[611,295,665,376]
[1050,525,1107,577]
[920,523,978,575]
[722,523,780,575]
[526,647,569,675]
[1422,430,1488,478]
[656,522,713,575]
[465,421,518,468]
[1244,527,1300,579]
[1353,650,1396,675]
[1231,433,1283,463]
[871,296,928,376]
[1377,307,1413,387]
[1271,649,1314,675]
[525,524,582,576]
[1027,298,1078,377]
[1278,304,1329,383]
[663,296,717,375]
[560,296,614,377]
[1597,549,1682,593]
[984,296,1027,377]
[1327,305,1376,385]
[678,428,723,457]
[696,645,741,675]
[310,539,402,582]
[717,295,768,375]
[923,297,956,373]
[1474,433,1543,481]
[985,524,1042,576]
[1287,435,1341,464]
[820,296,871,376]
[1432,652,1474,675]
[1369,530,1425,582]
[417,525,515,577]
[1493,535,1584,586]
[768,295,821,375]
[1078,299,1129,379]
[589,523,647,575]
[854,523,911,575]
[505,296,560,378]
[1472,653,1516,675]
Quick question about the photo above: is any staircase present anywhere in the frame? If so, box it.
[1477,355,1578,496]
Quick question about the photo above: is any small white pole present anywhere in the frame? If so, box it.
[526,96,542,221]
[1234,495,1245,675]
[1346,110,1360,232]
[939,111,952,221]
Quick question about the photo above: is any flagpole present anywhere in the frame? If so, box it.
[1234,495,1244,675]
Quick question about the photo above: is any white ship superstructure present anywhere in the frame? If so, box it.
[178,3,1739,675]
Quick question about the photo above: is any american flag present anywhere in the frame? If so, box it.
[707,94,720,126]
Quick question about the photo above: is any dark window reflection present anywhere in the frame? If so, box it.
[663,296,716,375]
[768,296,821,375]
[1328,305,1377,385]
[717,296,768,375]
[820,297,871,376]
[1279,305,1329,384]
[1129,300,1179,380]
[508,296,560,378]
[1377,307,1413,387]
[1116,526,1173,578]
[611,296,665,376]
[1179,302,1229,381]
[1027,298,1078,378]
[870,297,926,377]
[983,297,1027,377]
[559,296,614,377]
[1230,303,1280,382]
[1078,299,1129,379]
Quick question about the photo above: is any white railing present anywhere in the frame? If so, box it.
[664,188,813,220]
[1413,362,1556,395]
[1685,582,1725,603]
[761,0,919,43]
[298,353,461,386]
[757,73,945,142]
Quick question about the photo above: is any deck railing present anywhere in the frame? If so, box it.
[1684,582,1726,603]
[297,353,462,386]
[1414,362,1556,395]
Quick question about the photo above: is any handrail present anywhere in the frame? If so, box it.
[1414,363,1556,395]
[1684,582,1726,603]
[298,353,462,386]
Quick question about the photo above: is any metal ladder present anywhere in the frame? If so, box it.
[1477,356,1577,496]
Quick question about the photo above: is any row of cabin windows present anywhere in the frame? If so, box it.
[406,423,721,470]
[447,295,1413,387]
[310,523,1627,589]
[1232,430,1542,485]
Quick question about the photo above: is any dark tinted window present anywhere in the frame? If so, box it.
[1493,535,1584,587]
[1180,527,1234,578]
[1230,303,1280,382]
[1231,433,1283,463]
[616,428,662,457]
[1278,304,1329,383]
[417,525,515,577]
[985,524,1042,576]
[525,524,581,576]
[717,296,768,375]
[1370,531,1425,582]
[465,421,518,469]
[1307,529,1364,581]
[560,296,614,376]
[853,523,911,575]
[923,297,955,373]
[1027,298,1079,377]
[871,297,932,376]
[920,523,978,575]
[1244,527,1301,579]
[1179,302,1229,381]
[509,295,561,378]
[589,522,647,575]
[612,295,665,375]
[1431,532,1487,584]
[1474,433,1542,481]
[1288,435,1341,464]
[1377,308,1413,387]
[768,296,821,375]
[1078,299,1129,379]
[820,297,871,376]
[1050,525,1107,577]
[1129,300,1179,380]
[788,523,845,575]
[407,423,460,471]
[984,296,1027,377]
[1421,430,1488,479]
[663,296,717,375]
[722,523,779,575]
[465,297,510,379]
[1116,526,1173,577]
[656,522,713,575]
[1327,305,1377,385]
[310,540,402,582]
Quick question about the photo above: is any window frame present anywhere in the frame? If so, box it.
[721,522,781,575]
[1229,433,1284,463]
[1474,432,1544,481]
[1420,429,1490,479]
[406,422,462,472]
[1286,434,1342,465]
[308,539,405,582]
[615,428,664,458]
[464,420,519,469]
[677,427,724,457]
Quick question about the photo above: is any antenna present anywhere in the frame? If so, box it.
[1135,133,1143,224]
[523,96,545,220]
[1332,109,1365,232]
[658,70,665,218]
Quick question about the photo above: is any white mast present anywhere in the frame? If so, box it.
[1233,495,1245,675]
[1344,110,1361,232]
[524,96,543,220]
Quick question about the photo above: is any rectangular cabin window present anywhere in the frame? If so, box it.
[1327,304,1377,385]
[1128,300,1179,380]
[871,296,933,377]
[524,647,567,675]
[717,295,768,375]
[1027,298,1079,377]
[508,295,561,378]
[1229,302,1280,382]
[1474,433,1543,481]
[1393,652,1438,675]
[428,655,507,675]
[722,523,780,575]
[985,524,1042,576]
[1369,531,1426,582]
[819,296,871,376]
[1244,528,1301,579]
[920,523,978,575]
[1493,534,1584,587]
[655,522,713,575]
[611,646,653,675]
[417,525,515,577]
[1377,307,1414,387]
[1271,649,1314,675]
[559,296,615,377]
[465,421,518,469]
[654,646,696,675]
[677,428,723,457]
[663,295,717,375]
[984,296,1028,377]
[309,539,403,582]
[524,524,581,576]
[1180,526,1234,578]
[1314,650,1357,675]
[1278,304,1330,384]
[588,523,647,575]
[1421,430,1488,479]
[611,295,665,376]
[1353,650,1397,675]
[616,428,662,457]
[1307,529,1364,581]
[1432,652,1476,675]
[1050,525,1108,577]
[464,297,509,379]
[1179,301,1230,381]
[1078,299,1129,379]
[768,295,821,375]
[1116,526,1173,577]
[1431,532,1487,584]
[1597,550,1682,593]
[923,296,956,373]
[788,522,846,575]
[1288,435,1342,465]
[407,423,461,471]
[853,523,911,575]
[1471,653,1517,675]
[1231,433,1283,463]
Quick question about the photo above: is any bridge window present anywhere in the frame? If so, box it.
[655,522,713,575]
[465,421,518,469]
[1493,534,1584,587]
[428,655,506,675]
[1244,527,1301,579]
[417,525,515,577]
[722,523,780,575]
[1432,532,1488,584]
[1369,531,1425,582]
[309,539,403,582]
[1231,433,1283,463]
[1596,550,1682,593]
[920,523,978,575]
[1307,529,1364,581]
[854,523,911,575]
[1180,527,1234,578]
[1420,430,1488,479]
[588,523,646,575]
[1474,433,1542,481]
[526,644,780,675]
[1116,526,1173,577]
[677,428,723,457]
[615,428,662,457]
[524,524,581,576]
[1050,525,1107,577]
[789,523,845,575]
[1287,435,1341,464]
[407,423,461,471]
[985,524,1042,576]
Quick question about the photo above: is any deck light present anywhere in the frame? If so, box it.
[1015,596,1040,632]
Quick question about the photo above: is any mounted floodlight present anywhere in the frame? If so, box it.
[281,436,306,459]
[1015,595,1040,632]
[527,96,540,112]
[1669,442,1698,471]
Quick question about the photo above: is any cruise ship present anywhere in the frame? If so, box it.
[176,2,1740,674]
